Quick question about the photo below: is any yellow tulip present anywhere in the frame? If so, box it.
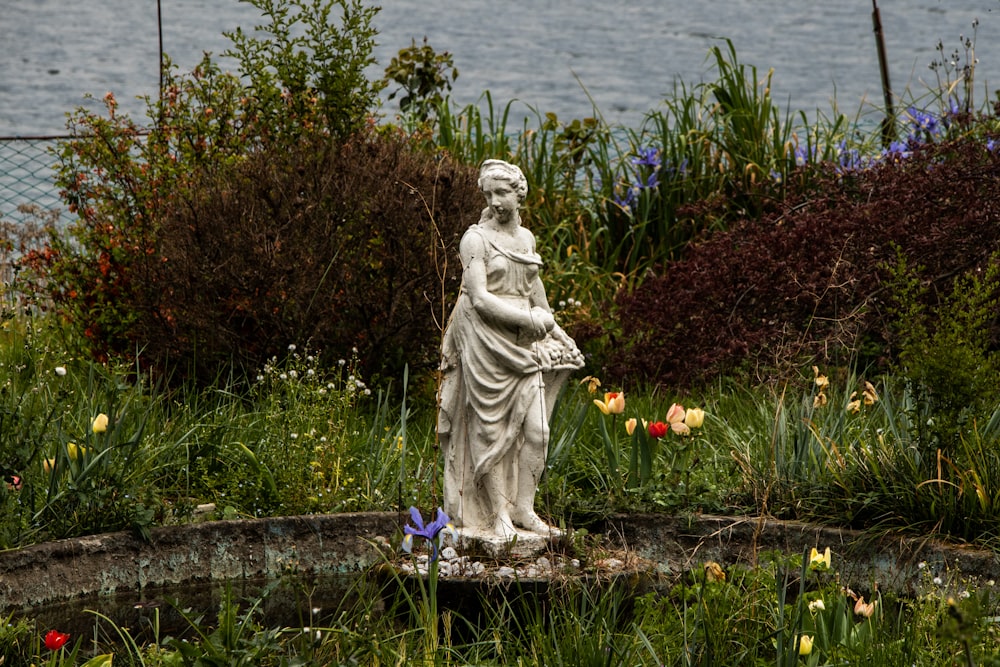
[813,365,829,389]
[92,413,109,434]
[43,458,55,474]
[625,418,637,436]
[808,546,831,571]
[684,408,705,429]
[67,442,87,460]
[863,380,879,405]
[704,561,726,582]
[580,375,602,394]
[798,635,813,656]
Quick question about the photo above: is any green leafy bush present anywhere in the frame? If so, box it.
[884,250,1000,452]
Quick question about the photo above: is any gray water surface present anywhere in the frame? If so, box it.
[1,1,998,135]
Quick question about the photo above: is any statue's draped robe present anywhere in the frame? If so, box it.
[438,224,581,529]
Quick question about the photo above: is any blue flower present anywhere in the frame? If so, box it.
[794,144,815,167]
[631,147,661,168]
[401,506,457,560]
[882,140,911,161]
[906,107,941,142]
[835,142,860,173]
[613,182,639,211]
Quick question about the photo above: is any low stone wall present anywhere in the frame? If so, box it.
[605,513,1000,596]
[2,512,997,612]
[0,512,401,611]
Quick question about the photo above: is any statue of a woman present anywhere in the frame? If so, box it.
[438,159,584,538]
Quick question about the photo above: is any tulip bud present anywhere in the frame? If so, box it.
[92,413,109,433]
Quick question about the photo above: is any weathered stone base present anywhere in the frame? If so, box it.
[453,525,565,559]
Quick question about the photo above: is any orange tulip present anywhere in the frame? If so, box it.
[594,391,625,415]
[670,421,691,436]
[854,595,876,618]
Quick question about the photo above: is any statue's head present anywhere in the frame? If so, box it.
[478,159,528,204]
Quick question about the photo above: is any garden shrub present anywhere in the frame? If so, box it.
[27,127,479,386]
[883,251,1000,452]
[18,0,483,385]
[608,133,1000,390]
[144,130,479,384]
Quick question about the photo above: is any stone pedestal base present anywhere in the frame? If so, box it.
[455,526,565,560]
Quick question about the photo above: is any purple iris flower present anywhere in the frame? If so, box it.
[631,147,661,168]
[883,140,911,161]
[614,182,639,210]
[835,142,869,174]
[401,506,457,560]
[794,144,816,167]
[906,107,942,142]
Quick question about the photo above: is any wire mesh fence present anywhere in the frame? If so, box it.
[0,136,67,293]
[0,135,67,225]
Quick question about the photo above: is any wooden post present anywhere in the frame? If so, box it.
[872,0,895,146]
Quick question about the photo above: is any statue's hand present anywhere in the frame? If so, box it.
[531,307,556,333]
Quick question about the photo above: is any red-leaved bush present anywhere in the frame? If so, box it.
[608,135,1000,389]
[23,129,480,386]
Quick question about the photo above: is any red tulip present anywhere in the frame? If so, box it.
[44,629,70,651]
[647,421,668,439]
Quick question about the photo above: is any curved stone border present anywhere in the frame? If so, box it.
[0,512,401,611]
[605,513,1000,596]
[3,512,998,612]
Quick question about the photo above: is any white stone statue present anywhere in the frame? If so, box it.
[438,159,585,539]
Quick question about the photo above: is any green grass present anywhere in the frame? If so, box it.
[5,312,1000,551]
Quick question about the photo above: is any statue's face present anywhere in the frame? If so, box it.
[481,176,519,221]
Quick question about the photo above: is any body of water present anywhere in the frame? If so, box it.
[1,1,999,137]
